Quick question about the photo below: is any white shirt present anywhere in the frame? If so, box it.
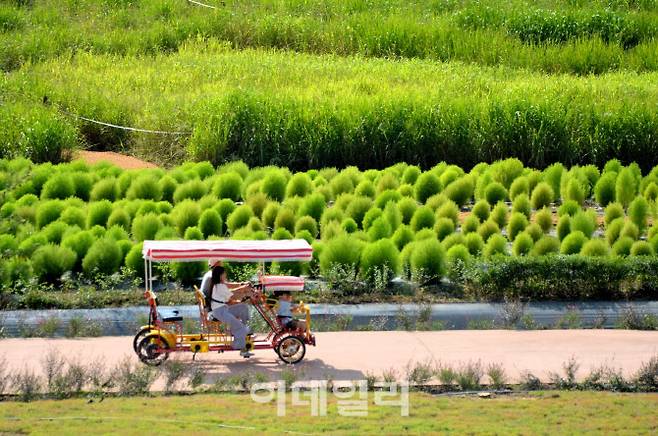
[211,283,232,311]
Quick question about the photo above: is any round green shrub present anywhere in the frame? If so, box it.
[367,217,392,241]
[414,172,441,204]
[360,238,400,283]
[227,204,254,234]
[410,206,435,232]
[355,180,376,198]
[341,218,358,233]
[446,243,469,266]
[42,221,69,244]
[533,207,552,234]
[402,166,421,185]
[398,184,414,198]
[173,179,207,203]
[560,231,587,255]
[36,200,64,228]
[71,172,93,201]
[570,209,596,238]
[212,173,243,201]
[155,226,178,240]
[410,238,446,282]
[274,207,296,234]
[86,200,113,228]
[106,225,129,241]
[612,236,634,257]
[107,208,130,230]
[556,215,571,241]
[615,168,636,208]
[628,196,650,233]
[483,234,508,257]
[193,161,215,179]
[158,176,177,203]
[298,193,326,222]
[1,257,33,285]
[563,178,586,205]
[511,195,531,222]
[644,182,658,203]
[490,202,508,229]
[246,217,264,233]
[383,202,402,232]
[471,199,490,223]
[441,233,465,251]
[605,218,625,245]
[295,229,314,245]
[60,207,86,228]
[173,261,206,285]
[184,226,203,240]
[126,175,162,201]
[198,209,223,238]
[319,234,364,275]
[506,212,528,242]
[392,225,414,250]
[374,189,402,209]
[649,235,658,255]
[261,202,280,230]
[18,234,48,257]
[89,225,106,239]
[580,239,609,257]
[556,200,578,218]
[397,197,417,225]
[484,182,507,205]
[362,208,383,232]
[0,234,18,255]
[436,201,459,226]
[604,159,623,174]
[295,216,318,238]
[524,223,543,242]
[542,163,564,200]
[136,200,157,216]
[477,219,500,242]
[594,173,616,207]
[630,240,654,256]
[286,173,312,198]
[31,244,76,282]
[434,217,455,241]
[443,176,474,207]
[604,202,625,226]
[320,207,344,232]
[41,173,75,200]
[461,214,479,234]
[345,196,373,228]
[131,213,162,242]
[620,220,640,240]
[531,236,560,256]
[464,232,485,256]
[330,173,355,197]
[530,182,554,210]
[509,177,529,200]
[81,237,122,276]
[512,232,534,256]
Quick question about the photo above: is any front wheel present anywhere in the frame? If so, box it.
[132,327,151,352]
[136,334,170,366]
[276,335,306,364]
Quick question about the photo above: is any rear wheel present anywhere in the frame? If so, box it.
[136,334,170,366]
[276,335,306,364]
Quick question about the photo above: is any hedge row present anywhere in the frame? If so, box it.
[461,255,658,301]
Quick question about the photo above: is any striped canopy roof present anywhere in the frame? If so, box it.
[142,239,313,262]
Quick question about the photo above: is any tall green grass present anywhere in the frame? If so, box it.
[2,0,658,74]
[6,46,658,170]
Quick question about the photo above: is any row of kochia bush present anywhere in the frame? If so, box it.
[1,157,658,288]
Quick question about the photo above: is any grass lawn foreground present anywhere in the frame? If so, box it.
[0,391,656,434]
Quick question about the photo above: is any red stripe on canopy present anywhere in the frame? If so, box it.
[142,239,313,262]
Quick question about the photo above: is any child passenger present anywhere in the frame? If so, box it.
[274,290,306,331]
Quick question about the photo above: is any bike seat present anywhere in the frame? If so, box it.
[158,309,183,322]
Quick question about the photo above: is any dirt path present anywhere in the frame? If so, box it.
[2,330,656,383]
[76,150,157,169]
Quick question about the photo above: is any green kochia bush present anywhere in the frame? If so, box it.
[319,234,364,276]
[31,244,76,283]
[41,173,75,200]
[199,209,223,238]
[82,237,122,276]
[359,238,400,283]
[530,182,554,210]
[86,200,113,228]
[410,206,435,232]
[414,172,441,204]
[410,238,446,283]
[560,231,587,255]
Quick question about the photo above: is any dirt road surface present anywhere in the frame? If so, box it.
[2,330,656,384]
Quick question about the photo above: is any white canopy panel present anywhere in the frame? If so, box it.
[142,239,313,262]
